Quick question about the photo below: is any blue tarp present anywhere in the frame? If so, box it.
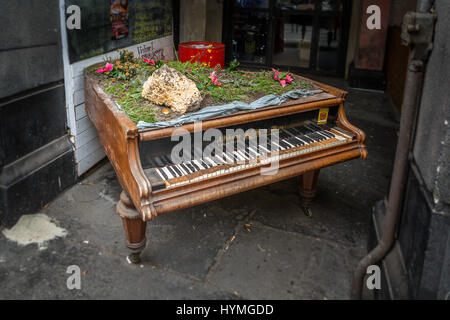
[136,88,321,129]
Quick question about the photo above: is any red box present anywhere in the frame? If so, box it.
[178,41,225,69]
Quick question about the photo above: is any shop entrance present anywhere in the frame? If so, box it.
[223,0,351,76]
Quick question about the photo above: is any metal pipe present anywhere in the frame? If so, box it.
[350,0,434,299]
[417,0,434,14]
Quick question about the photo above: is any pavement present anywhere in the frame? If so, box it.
[0,78,399,299]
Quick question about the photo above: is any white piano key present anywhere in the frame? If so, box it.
[193,159,204,170]
[176,164,188,176]
[162,167,174,180]
[155,168,167,182]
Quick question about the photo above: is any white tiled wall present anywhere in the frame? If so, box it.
[59,1,174,175]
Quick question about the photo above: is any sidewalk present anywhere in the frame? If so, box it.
[0,80,398,299]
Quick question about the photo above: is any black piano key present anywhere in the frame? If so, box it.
[162,154,173,164]
[180,163,192,174]
[246,143,257,157]
[278,139,290,149]
[159,155,169,165]
[147,169,166,191]
[190,161,199,171]
[316,131,331,139]
[266,135,278,151]
[200,159,210,168]
[153,156,165,167]
[295,126,310,135]
[239,140,252,159]
[288,138,300,147]
[170,166,180,177]
[314,132,327,141]
[147,158,158,168]
[281,139,294,148]
[175,164,187,175]
[298,133,314,143]
[306,133,319,142]
[189,161,200,171]
[205,157,217,167]
[156,167,169,181]
[322,130,335,138]
[194,159,206,170]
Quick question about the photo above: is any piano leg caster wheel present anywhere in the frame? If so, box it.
[117,191,147,264]
[301,206,313,218]
[127,253,141,264]
[126,238,147,264]
[299,170,320,218]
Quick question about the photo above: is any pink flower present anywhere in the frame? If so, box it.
[209,72,222,86]
[279,80,286,88]
[272,68,280,80]
[187,67,191,70]
[96,62,113,73]
[144,58,156,66]
[285,75,293,83]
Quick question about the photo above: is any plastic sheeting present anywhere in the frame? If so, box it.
[136,88,322,129]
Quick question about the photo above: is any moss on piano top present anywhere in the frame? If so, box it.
[87,49,316,124]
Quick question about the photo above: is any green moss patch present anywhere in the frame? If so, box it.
[88,50,315,124]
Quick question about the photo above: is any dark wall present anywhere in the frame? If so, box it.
[0,0,64,99]
[0,0,77,227]
[413,0,450,208]
[398,0,450,299]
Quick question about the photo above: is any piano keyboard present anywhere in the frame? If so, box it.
[146,123,354,191]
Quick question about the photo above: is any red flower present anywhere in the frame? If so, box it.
[209,72,222,86]
[96,63,113,73]
[272,68,293,87]
[272,68,280,81]
[285,75,293,83]
[144,58,156,66]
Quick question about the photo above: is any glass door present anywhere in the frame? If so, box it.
[229,0,271,65]
[224,0,351,75]
[272,0,316,68]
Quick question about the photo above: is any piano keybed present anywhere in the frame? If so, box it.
[145,121,355,191]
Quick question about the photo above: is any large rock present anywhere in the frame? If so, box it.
[141,64,202,114]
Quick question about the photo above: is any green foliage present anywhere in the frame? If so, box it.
[226,59,240,72]
[91,57,313,124]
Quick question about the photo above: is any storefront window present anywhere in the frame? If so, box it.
[226,0,350,75]
[231,5,269,64]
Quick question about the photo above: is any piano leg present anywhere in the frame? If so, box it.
[116,191,147,264]
[298,169,320,217]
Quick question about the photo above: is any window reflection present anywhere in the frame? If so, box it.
[236,0,269,9]
[316,16,342,72]
[277,0,315,11]
[232,6,268,64]
[321,0,343,12]
[273,0,315,67]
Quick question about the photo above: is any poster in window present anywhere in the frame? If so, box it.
[111,0,129,40]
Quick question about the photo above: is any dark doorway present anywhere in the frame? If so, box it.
[223,0,351,76]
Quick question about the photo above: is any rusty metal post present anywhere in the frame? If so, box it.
[351,0,436,299]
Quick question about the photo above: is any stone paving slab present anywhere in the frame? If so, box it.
[208,221,365,300]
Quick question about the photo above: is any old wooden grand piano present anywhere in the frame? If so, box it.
[84,70,367,263]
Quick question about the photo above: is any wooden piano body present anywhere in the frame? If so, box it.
[84,70,367,263]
